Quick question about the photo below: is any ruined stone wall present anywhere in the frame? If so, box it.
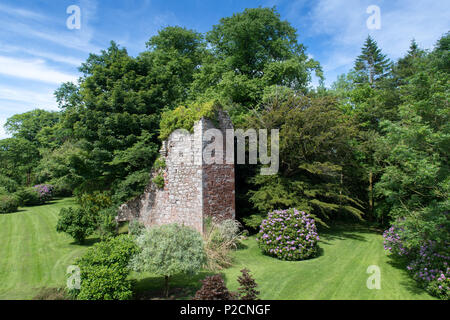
[117,110,235,233]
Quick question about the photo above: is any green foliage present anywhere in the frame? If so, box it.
[354,36,392,86]
[56,207,96,244]
[130,224,206,296]
[111,169,150,203]
[247,94,364,223]
[152,157,166,170]
[0,195,20,214]
[98,207,119,240]
[152,174,165,189]
[242,214,265,232]
[0,175,19,193]
[192,7,321,106]
[159,100,219,140]
[74,235,138,300]
[128,219,146,237]
[14,188,42,206]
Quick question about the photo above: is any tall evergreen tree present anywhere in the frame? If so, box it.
[354,36,392,86]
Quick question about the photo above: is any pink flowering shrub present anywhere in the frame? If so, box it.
[256,208,319,261]
[33,184,54,203]
[384,225,449,300]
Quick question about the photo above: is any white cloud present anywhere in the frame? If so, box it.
[294,0,450,85]
[0,86,58,109]
[0,3,46,21]
[0,44,84,67]
[0,55,78,84]
[0,117,9,140]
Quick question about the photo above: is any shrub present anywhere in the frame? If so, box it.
[56,207,96,244]
[203,219,243,271]
[98,207,119,240]
[194,269,260,300]
[130,224,206,297]
[159,100,219,140]
[384,223,450,300]
[194,275,235,300]
[14,188,42,206]
[0,174,18,193]
[152,157,166,170]
[152,174,165,189]
[74,235,138,300]
[128,219,146,237]
[33,184,54,203]
[0,195,20,214]
[236,269,260,300]
[257,208,320,261]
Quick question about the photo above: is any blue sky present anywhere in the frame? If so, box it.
[0,0,449,139]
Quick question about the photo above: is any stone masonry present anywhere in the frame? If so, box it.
[116,110,235,233]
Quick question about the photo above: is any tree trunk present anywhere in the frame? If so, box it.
[164,275,170,298]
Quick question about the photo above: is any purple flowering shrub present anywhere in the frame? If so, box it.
[384,224,449,300]
[256,208,319,261]
[33,184,54,203]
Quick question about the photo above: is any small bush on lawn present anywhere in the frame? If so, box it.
[0,195,20,213]
[73,235,138,300]
[56,207,96,244]
[194,275,236,300]
[257,208,320,261]
[237,269,260,300]
[130,224,206,297]
[194,269,259,300]
[203,219,243,271]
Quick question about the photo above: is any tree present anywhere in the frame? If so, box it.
[191,7,321,107]
[247,91,364,225]
[4,109,60,147]
[130,224,206,297]
[0,138,40,186]
[354,36,392,86]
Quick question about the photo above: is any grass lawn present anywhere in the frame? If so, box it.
[221,225,436,300]
[0,198,95,300]
[0,198,435,300]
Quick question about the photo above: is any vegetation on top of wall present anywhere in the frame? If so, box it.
[159,100,219,141]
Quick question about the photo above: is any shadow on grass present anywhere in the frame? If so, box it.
[133,271,214,300]
[385,256,430,297]
[69,237,101,246]
[318,223,376,244]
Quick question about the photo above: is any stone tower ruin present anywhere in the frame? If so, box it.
[116,110,235,233]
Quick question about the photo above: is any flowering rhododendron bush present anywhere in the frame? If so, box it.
[384,224,450,300]
[33,184,54,203]
[257,208,319,261]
